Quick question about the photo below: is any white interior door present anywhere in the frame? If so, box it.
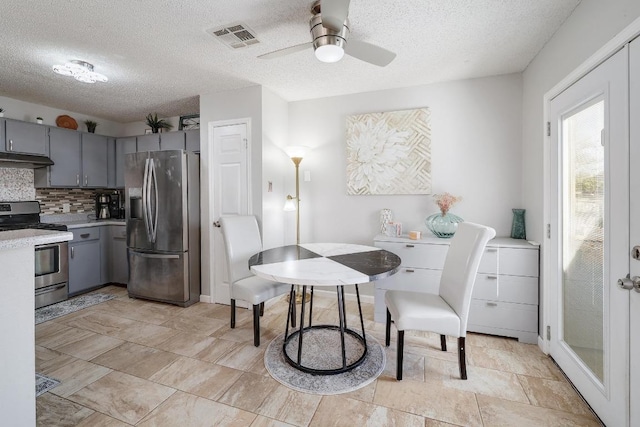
[629,37,640,427]
[548,46,629,426]
[212,121,250,305]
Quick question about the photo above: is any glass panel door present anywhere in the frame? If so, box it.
[561,98,604,382]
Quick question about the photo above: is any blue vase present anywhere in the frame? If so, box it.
[511,209,526,239]
[425,212,464,238]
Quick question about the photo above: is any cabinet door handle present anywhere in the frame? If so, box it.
[80,233,90,238]
[84,175,88,186]
[9,140,13,151]
[405,244,415,248]
[405,269,415,273]
[486,248,498,253]
[76,174,80,186]
[486,302,498,307]
[71,246,75,259]
[486,275,498,280]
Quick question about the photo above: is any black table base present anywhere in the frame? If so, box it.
[283,284,368,375]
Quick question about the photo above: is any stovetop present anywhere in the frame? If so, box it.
[0,201,68,232]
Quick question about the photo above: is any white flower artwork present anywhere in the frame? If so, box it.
[346,108,431,195]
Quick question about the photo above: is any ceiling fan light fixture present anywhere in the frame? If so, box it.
[52,60,108,83]
[315,44,344,63]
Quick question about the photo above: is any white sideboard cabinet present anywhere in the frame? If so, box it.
[374,234,540,344]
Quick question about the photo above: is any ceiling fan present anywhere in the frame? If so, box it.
[258,0,396,67]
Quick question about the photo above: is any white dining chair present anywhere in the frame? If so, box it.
[220,215,292,347]
[385,222,496,380]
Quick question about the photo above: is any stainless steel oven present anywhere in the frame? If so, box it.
[34,241,69,309]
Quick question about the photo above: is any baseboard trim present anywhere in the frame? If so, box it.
[199,294,213,303]
[312,288,375,304]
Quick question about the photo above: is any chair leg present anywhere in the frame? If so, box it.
[259,302,264,317]
[385,309,391,347]
[458,337,467,380]
[230,299,236,328]
[253,304,260,347]
[440,335,447,351]
[397,330,404,380]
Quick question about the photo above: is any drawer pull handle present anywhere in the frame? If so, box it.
[80,233,90,238]
[487,275,498,280]
[486,302,498,307]
[405,269,415,273]
[405,244,415,248]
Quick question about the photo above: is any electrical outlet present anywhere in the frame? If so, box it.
[62,203,70,213]
[304,171,311,182]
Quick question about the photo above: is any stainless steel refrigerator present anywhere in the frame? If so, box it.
[125,150,200,307]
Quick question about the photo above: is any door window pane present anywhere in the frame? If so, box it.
[562,97,605,382]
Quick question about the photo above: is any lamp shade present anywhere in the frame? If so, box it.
[315,44,345,63]
[283,196,297,211]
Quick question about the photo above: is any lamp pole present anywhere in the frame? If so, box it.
[292,156,302,244]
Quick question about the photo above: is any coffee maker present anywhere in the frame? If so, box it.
[95,193,111,219]
[108,191,122,219]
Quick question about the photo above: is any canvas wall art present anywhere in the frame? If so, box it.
[346,108,431,195]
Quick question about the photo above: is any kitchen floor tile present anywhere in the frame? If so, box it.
[67,371,175,425]
[155,331,217,357]
[256,384,322,427]
[218,372,280,412]
[107,320,180,347]
[91,342,180,380]
[48,359,112,397]
[37,324,95,349]
[160,313,228,336]
[35,345,76,375]
[54,333,123,361]
[518,374,596,416]
[310,395,424,426]
[36,393,94,427]
[74,411,132,427]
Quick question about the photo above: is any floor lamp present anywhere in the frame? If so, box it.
[284,146,310,303]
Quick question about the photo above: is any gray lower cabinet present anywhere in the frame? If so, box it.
[109,225,128,284]
[68,227,103,295]
[115,137,136,188]
[5,119,48,155]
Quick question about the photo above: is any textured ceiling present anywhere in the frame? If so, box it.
[0,0,580,123]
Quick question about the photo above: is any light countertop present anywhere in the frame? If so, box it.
[0,229,73,250]
[41,213,125,229]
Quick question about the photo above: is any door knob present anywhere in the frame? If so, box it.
[633,246,640,260]
[618,274,640,290]
[213,221,221,228]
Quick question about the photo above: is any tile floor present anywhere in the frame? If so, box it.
[35,285,603,426]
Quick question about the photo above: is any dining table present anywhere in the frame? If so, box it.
[248,242,401,375]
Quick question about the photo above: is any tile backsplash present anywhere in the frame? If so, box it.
[0,168,36,201]
[36,188,98,215]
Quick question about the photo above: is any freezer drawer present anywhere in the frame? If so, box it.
[128,250,191,305]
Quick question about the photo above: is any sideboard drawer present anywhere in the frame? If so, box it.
[472,273,499,300]
[478,248,498,274]
[375,241,448,269]
[500,248,539,277]
[468,299,537,333]
[498,275,538,305]
[375,267,441,293]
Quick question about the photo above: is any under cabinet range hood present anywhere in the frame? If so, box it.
[0,152,54,168]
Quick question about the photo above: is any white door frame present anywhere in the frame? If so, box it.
[203,117,252,301]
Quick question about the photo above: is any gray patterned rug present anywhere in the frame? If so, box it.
[264,328,385,395]
[36,373,60,397]
[35,293,116,324]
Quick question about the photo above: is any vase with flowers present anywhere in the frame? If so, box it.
[425,192,464,238]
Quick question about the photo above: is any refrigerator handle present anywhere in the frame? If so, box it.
[150,158,159,243]
[130,250,180,260]
[142,158,152,242]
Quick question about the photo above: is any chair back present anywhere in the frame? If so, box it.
[220,215,263,284]
[439,222,496,336]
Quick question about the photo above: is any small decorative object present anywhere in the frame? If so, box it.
[0,108,4,117]
[380,208,393,234]
[84,120,98,133]
[426,192,463,238]
[178,113,200,130]
[385,221,402,237]
[55,115,78,129]
[408,230,421,240]
[36,117,43,124]
[145,113,173,134]
[511,208,526,239]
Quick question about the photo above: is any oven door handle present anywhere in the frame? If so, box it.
[35,283,67,296]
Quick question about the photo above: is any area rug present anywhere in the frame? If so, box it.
[35,293,116,324]
[36,373,60,397]
[264,328,385,395]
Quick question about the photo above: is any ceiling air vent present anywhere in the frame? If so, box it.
[207,23,260,49]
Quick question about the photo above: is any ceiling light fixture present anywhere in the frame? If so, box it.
[52,60,108,83]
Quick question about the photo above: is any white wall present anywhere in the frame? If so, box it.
[288,73,523,246]
[0,95,123,136]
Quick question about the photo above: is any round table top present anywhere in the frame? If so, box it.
[248,243,401,286]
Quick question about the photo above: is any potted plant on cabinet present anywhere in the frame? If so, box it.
[84,120,98,133]
[0,108,4,118]
[145,113,173,134]
[36,117,43,124]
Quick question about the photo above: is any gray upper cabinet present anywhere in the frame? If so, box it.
[5,119,48,155]
[45,127,81,187]
[185,129,200,152]
[0,119,5,152]
[160,131,185,151]
[136,134,160,152]
[81,133,108,187]
[107,138,116,188]
[115,137,136,188]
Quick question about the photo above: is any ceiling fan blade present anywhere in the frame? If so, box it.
[345,40,396,67]
[321,0,350,31]
[258,42,313,60]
